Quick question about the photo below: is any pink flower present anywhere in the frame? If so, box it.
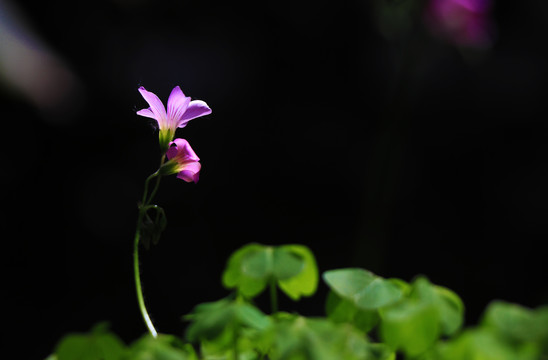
[161,138,201,183]
[137,86,211,151]
[424,0,493,48]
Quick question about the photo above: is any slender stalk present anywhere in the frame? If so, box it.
[134,209,158,337]
[269,278,278,314]
[141,173,157,205]
[146,156,166,204]
[133,154,166,338]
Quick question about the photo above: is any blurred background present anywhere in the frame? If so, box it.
[2,0,548,357]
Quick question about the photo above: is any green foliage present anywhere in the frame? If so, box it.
[377,276,466,357]
[380,297,440,356]
[408,277,464,336]
[261,314,394,360]
[325,290,380,333]
[277,245,319,300]
[184,296,271,343]
[50,243,548,360]
[51,324,198,360]
[126,335,198,360]
[222,243,318,301]
[481,300,548,344]
[322,269,467,358]
[184,296,271,359]
[434,328,541,360]
[54,323,126,360]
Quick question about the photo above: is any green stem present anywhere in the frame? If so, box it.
[141,173,157,205]
[133,154,166,337]
[134,209,158,337]
[269,278,278,314]
[146,156,166,204]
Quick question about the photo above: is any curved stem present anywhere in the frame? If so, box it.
[133,154,166,338]
[134,209,158,337]
[146,155,166,204]
[141,173,157,205]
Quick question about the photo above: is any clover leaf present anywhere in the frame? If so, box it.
[323,268,403,310]
[222,243,318,301]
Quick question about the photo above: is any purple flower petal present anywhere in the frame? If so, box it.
[425,0,492,47]
[138,87,168,128]
[177,162,201,183]
[136,108,156,119]
[166,145,178,160]
[167,138,200,162]
[178,100,212,128]
[165,138,201,182]
[167,86,191,129]
[455,0,490,12]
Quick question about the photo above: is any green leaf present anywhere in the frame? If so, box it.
[263,316,395,360]
[184,297,271,344]
[325,291,379,333]
[273,247,306,280]
[323,268,376,298]
[264,316,373,360]
[481,300,548,343]
[126,335,197,360]
[535,306,548,356]
[380,300,440,357]
[438,328,540,360]
[222,244,268,297]
[185,297,271,359]
[222,243,317,300]
[241,247,304,280]
[365,343,396,360]
[240,247,271,279]
[55,323,126,360]
[410,277,464,336]
[434,285,465,336]
[387,278,411,296]
[355,278,403,310]
[323,268,402,310]
[277,244,319,300]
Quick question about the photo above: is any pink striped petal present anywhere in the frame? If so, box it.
[178,100,212,128]
[167,86,191,128]
[138,87,168,128]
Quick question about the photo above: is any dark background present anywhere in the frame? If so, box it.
[2,0,548,358]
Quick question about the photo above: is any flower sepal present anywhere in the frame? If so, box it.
[159,128,176,154]
[158,158,184,177]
